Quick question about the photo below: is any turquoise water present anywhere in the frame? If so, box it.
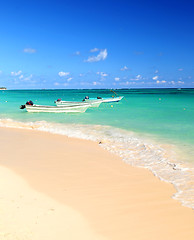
[0,88,194,208]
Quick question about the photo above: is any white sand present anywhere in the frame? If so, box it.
[0,127,194,240]
[0,166,107,240]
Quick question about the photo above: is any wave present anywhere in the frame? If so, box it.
[0,118,194,209]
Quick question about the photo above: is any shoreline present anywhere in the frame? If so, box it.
[1,118,194,209]
[0,127,194,239]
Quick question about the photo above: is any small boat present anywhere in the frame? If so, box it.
[101,96,124,103]
[20,101,90,113]
[83,96,124,103]
[55,98,102,108]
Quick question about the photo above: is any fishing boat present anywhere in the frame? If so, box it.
[55,98,103,108]
[83,96,124,103]
[101,96,124,103]
[20,101,90,113]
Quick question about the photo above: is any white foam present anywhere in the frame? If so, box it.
[0,118,194,209]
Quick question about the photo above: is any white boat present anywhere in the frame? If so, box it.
[55,99,102,108]
[53,95,123,109]
[84,96,124,103]
[101,96,124,103]
[20,101,90,113]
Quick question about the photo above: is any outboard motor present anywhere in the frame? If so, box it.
[20,105,26,109]
[83,96,89,101]
[97,96,102,99]
[54,98,61,103]
[20,100,33,109]
[26,100,34,105]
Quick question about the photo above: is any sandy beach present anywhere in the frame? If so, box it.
[0,127,193,240]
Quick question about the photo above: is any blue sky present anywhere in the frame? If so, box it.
[0,0,194,89]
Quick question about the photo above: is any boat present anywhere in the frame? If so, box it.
[53,94,124,109]
[101,96,124,103]
[20,101,90,113]
[55,98,103,108]
[83,96,124,103]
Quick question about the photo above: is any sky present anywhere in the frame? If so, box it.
[0,0,194,89]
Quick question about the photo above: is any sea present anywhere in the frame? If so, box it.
[0,88,194,209]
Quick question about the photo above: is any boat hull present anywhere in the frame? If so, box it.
[85,96,124,103]
[56,100,102,108]
[25,104,90,113]
[101,96,124,103]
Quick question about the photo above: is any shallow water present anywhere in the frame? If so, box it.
[0,88,194,208]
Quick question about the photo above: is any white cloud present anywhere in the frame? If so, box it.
[178,68,183,71]
[152,75,159,80]
[178,81,184,84]
[54,82,60,86]
[115,77,120,81]
[67,77,73,82]
[130,74,142,81]
[93,81,101,86]
[102,73,108,77]
[170,81,175,84]
[58,72,70,77]
[156,80,166,84]
[90,48,99,52]
[11,70,22,76]
[23,48,36,53]
[119,81,136,86]
[155,70,159,73]
[23,74,33,81]
[85,49,107,62]
[126,81,136,85]
[19,75,24,79]
[97,72,108,77]
[120,66,128,71]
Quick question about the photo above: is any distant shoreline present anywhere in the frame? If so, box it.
[1,87,194,90]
